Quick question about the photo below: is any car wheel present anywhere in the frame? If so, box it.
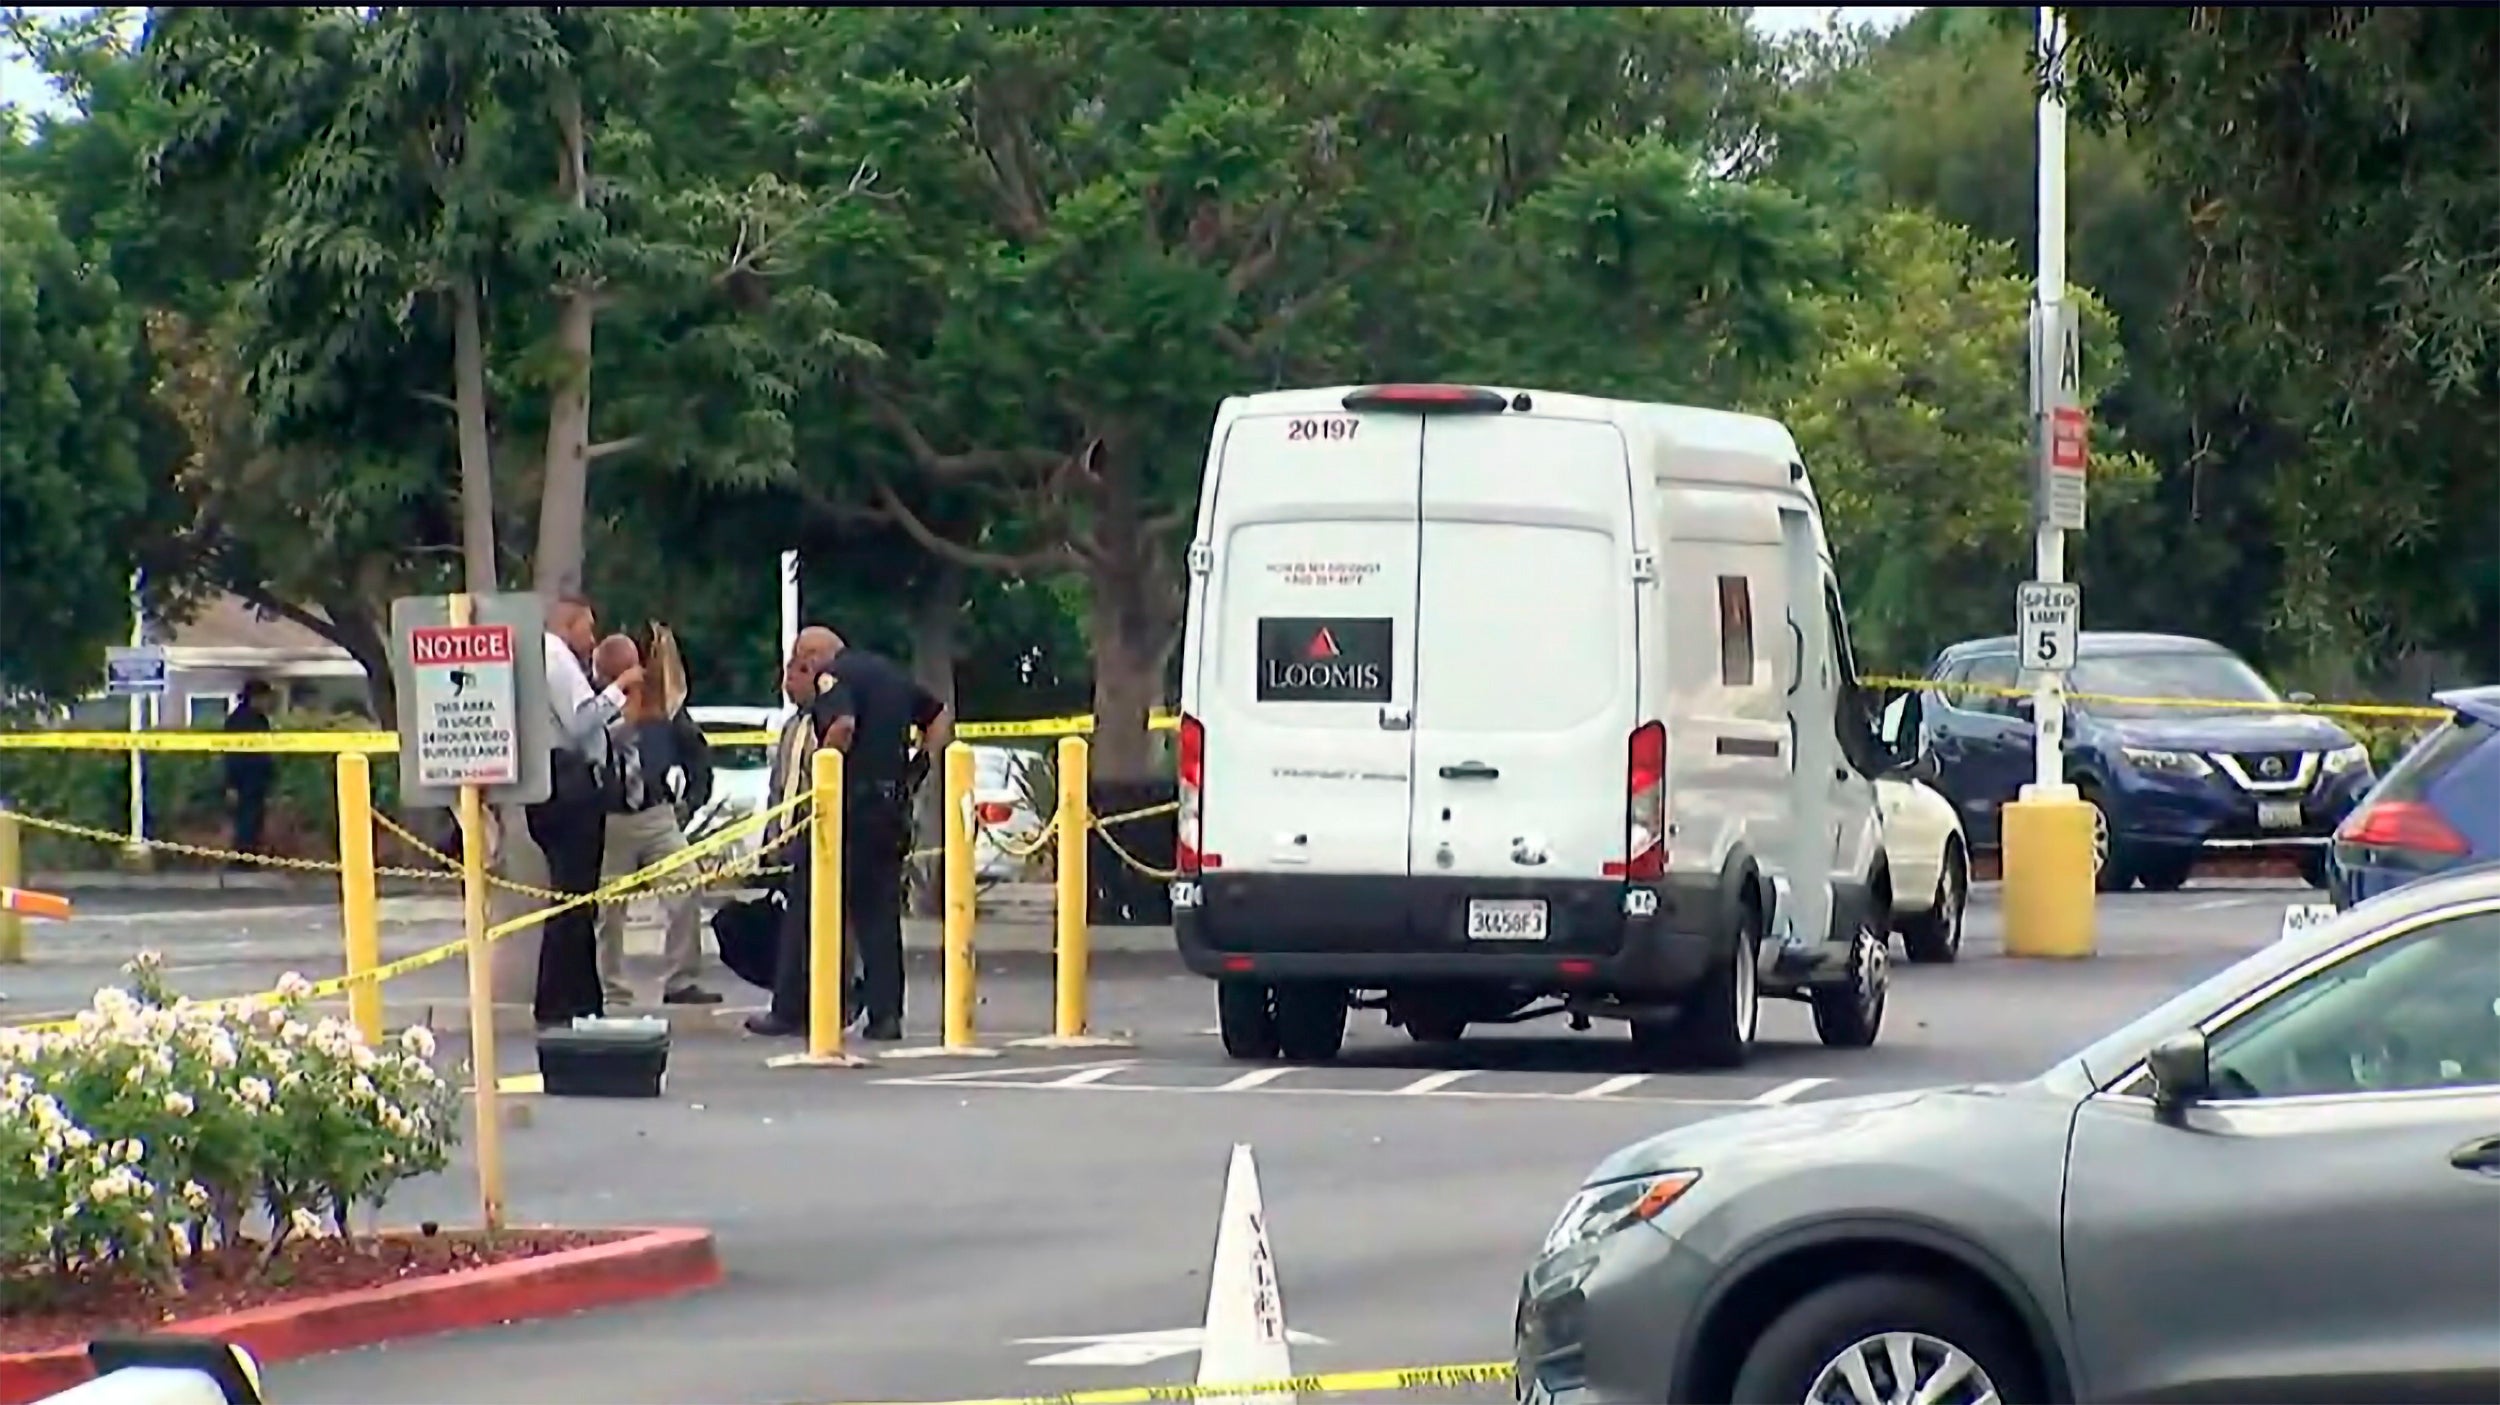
[1651,903,1760,1069]
[2299,849,2332,891]
[2135,851,2196,892]
[1215,980,1280,1061]
[2078,784,2135,892]
[1273,983,1348,1062]
[1810,909,1888,1049]
[1899,841,1967,964]
[1730,1273,2040,1405]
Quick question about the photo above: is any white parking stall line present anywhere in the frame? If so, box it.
[1573,1074,1651,1100]
[1047,1066,1126,1087]
[1392,1070,1476,1095]
[1751,1077,1832,1106]
[874,1070,1774,1106]
[1215,1067,1297,1092]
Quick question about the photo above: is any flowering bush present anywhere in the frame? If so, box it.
[0,953,458,1306]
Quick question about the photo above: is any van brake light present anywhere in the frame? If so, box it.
[1605,721,1668,880]
[1177,713,1212,874]
[1341,384,1510,414]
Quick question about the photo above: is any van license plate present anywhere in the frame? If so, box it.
[2258,800,2304,831]
[1467,899,1549,941]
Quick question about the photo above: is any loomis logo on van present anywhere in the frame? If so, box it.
[1257,617,1392,703]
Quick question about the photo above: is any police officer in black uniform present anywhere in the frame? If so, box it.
[748,629,950,1041]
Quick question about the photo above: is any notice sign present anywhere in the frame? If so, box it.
[409,625,521,788]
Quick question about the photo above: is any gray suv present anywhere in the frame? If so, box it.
[1515,867,2500,1403]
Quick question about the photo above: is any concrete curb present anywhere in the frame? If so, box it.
[0,1225,721,1403]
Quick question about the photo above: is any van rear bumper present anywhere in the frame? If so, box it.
[1172,872,1722,996]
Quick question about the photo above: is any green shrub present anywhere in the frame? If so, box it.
[0,954,457,1305]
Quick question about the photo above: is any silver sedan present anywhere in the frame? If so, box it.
[1515,865,2500,1403]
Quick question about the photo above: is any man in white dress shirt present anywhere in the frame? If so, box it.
[532,594,642,1028]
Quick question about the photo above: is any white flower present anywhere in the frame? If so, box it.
[180,1180,211,1210]
[236,1077,273,1108]
[274,971,316,1000]
[126,950,164,973]
[289,1207,326,1240]
[118,1138,144,1164]
[164,1090,196,1117]
[400,1025,438,1058]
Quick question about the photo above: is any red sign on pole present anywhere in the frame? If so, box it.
[2050,405,2089,474]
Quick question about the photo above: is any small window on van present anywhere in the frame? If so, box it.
[1716,576,1755,686]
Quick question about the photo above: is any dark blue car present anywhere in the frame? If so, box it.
[1917,633,2375,892]
[2330,685,2500,907]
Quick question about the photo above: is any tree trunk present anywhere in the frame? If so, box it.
[908,563,963,918]
[448,275,498,598]
[533,79,596,601]
[325,604,396,729]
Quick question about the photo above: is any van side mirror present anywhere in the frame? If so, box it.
[2145,1030,2212,1115]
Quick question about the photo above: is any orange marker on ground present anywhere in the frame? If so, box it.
[0,887,71,921]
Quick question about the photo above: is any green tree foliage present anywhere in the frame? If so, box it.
[0,183,166,697]
[2062,5,2500,682]
[1770,209,2151,667]
[680,5,1814,780]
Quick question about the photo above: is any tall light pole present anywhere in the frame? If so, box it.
[778,549,800,694]
[2003,4,2096,959]
[2030,3,2071,787]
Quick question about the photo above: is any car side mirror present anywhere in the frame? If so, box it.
[2009,694,2037,721]
[1904,749,1942,785]
[2145,1030,2212,1115]
[2288,690,2318,706]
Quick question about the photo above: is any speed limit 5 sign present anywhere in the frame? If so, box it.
[2017,581,2081,672]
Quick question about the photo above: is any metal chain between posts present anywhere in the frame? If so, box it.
[371,808,792,901]
[1088,800,1181,881]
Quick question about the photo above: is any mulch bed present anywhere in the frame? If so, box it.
[0,1228,626,1356]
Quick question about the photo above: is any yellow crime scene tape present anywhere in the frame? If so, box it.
[0,682,2441,755]
[0,713,1181,753]
[821,1360,1515,1405]
[1856,674,2447,721]
[3,796,802,1037]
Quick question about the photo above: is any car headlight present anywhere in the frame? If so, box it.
[1540,1170,1701,1255]
[2121,747,2212,777]
[2322,743,2370,776]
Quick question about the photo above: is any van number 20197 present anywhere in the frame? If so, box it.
[1285,417,1359,442]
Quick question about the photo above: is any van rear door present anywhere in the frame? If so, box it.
[1193,408,1421,878]
[1408,415,1642,890]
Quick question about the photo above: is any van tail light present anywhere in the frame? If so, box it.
[1341,384,1510,415]
[1604,721,1668,880]
[1177,713,1208,874]
[973,800,1015,827]
[2336,800,2467,857]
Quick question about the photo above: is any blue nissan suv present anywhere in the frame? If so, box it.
[1917,633,2374,891]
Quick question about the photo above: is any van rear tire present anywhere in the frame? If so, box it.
[1274,983,1348,1062]
[1648,907,1760,1070]
[1216,980,1281,1061]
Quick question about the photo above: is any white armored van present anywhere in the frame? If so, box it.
[1170,383,1931,1069]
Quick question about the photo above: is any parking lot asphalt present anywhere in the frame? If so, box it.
[134,880,2312,1405]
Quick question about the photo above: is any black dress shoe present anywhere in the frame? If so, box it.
[743,1014,804,1037]
[861,1017,903,1042]
[662,985,724,1006]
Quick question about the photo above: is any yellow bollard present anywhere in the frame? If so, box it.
[0,801,23,964]
[335,754,384,1045]
[2001,784,2097,959]
[942,742,979,1050]
[808,746,847,1059]
[1054,736,1090,1039]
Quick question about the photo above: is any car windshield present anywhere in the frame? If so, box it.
[2068,651,2282,720]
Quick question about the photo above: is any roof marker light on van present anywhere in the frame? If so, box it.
[1341,384,1510,414]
